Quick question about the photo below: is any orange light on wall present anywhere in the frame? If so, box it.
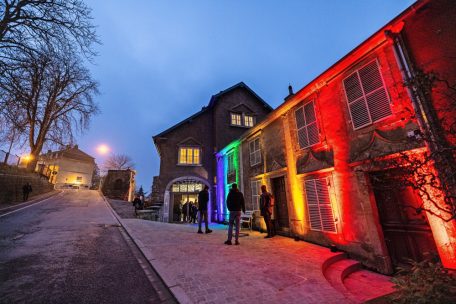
[282,115,307,235]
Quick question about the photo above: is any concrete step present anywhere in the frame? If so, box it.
[323,257,362,302]
[343,269,395,303]
[322,253,395,303]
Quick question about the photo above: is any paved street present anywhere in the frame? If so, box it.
[113,210,394,304]
[0,190,174,304]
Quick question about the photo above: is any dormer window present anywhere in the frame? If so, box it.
[230,112,255,127]
[231,113,242,126]
[244,115,254,127]
[178,147,201,165]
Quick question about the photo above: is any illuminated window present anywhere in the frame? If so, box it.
[249,137,261,166]
[343,59,392,130]
[295,100,319,149]
[244,115,254,127]
[250,180,261,211]
[178,147,201,165]
[304,178,336,233]
[230,113,242,126]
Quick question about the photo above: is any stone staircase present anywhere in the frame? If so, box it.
[322,253,395,303]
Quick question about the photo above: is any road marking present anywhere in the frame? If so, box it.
[0,194,60,218]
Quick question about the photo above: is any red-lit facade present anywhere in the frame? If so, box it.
[216,0,456,274]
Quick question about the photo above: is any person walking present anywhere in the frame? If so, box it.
[22,182,32,201]
[197,186,212,234]
[225,183,245,245]
[260,185,275,238]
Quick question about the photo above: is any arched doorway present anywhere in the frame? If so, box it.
[163,176,211,223]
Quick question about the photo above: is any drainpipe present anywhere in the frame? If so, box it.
[390,31,437,147]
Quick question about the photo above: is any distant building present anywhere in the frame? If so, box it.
[152,82,273,222]
[101,169,136,202]
[36,145,95,189]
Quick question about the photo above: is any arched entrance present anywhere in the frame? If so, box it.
[163,176,211,223]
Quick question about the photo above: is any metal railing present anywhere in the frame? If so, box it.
[1,150,21,166]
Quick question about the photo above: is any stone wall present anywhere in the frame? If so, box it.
[0,165,54,204]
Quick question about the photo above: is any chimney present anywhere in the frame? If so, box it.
[284,84,295,101]
[74,144,78,149]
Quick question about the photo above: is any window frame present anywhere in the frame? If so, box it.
[343,59,392,130]
[294,100,320,149]
[244,114,254,127]
[250,179,261,211]
[178,146,202,166]
[249,137,261,166]
[230,112,242,126]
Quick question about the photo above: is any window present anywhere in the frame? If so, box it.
[227,152,236,184]
[179,147,201,165]
[343,59,392,130]
[231,113,242,126]
[304,178,336,233]
[76,176,82,181]
[244,115,254,127]
[249,137,261,166]
[250,180,261,211]
[227,153,235,174]
[231,112,255,127]
[295,100,319,149]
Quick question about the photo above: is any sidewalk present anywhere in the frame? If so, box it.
[119,219,361,304]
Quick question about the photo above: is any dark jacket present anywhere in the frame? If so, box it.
[260,192,274,216]
[198,189,209,211]
[226,189,245,213]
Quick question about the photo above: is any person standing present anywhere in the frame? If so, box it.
[260,185,275,238]
[197,186,212,234]
[225,183,245,245]
[22,182,32,201]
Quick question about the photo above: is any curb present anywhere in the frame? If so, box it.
[100,194,186,303]
[0,190,61,212]
[0,190,62,217]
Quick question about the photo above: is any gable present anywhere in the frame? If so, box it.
[177,137,202,146]
[230,103,255,114]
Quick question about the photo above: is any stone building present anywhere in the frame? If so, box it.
[36,145,95,189]
[152,82,272,222]
[101,169,136,201]
[217,0,456,274]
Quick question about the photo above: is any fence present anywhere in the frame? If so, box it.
[1,149,21,167]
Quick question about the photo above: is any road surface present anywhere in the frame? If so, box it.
[0,190,173,304]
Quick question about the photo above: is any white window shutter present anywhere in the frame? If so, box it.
[344,59,392,130]
[305,178,336,233]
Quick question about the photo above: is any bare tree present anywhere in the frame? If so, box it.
[0,46,99,169]
[367,70,456,222]
[0,0,98,63]
[103,154,135,171]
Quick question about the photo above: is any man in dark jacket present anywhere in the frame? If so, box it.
[225,183,245,245]
[260,185,275,238]
[22,182,32,201]
[197,186,212,234]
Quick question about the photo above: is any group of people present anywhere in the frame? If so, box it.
[197,183,275,246]
[181,201,198,223]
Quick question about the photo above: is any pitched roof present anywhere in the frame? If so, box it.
[42,145,95,163]
[153,82,272,139]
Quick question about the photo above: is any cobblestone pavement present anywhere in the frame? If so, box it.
[119,219,354,304]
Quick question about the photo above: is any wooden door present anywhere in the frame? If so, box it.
[371,171,438,268]
[271,176,289,229]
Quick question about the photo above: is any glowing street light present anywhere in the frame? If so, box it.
[96,144,110,155]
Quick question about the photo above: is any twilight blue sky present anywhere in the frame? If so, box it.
[78,0,415,191]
